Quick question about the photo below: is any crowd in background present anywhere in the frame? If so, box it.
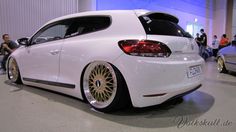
[195,29,236,60]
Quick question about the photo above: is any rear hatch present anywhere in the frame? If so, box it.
[137,12,198,54]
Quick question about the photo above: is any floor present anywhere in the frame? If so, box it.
[0,59,235,132]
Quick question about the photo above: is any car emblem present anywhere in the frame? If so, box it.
[95,80,101,88]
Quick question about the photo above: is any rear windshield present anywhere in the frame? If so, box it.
[139,15,192,38]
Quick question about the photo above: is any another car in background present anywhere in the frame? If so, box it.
[217,41,236,73]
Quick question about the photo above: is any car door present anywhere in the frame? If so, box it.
[21,21,70,83]
[57,16,111,85]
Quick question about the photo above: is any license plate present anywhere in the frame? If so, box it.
[187,65,202,78]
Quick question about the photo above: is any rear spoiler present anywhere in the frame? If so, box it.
[142,12,179,23]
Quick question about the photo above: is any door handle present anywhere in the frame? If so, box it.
[50,50,60,55]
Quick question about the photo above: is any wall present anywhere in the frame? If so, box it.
[212,0,227,42]
[78,0,96,12]
[0,0,79,40]
[226,0,233,40]
[96,0,214,44]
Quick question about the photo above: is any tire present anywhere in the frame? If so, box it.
[7,57,22,84]
[82,61,130,112]
[217,57,228,73]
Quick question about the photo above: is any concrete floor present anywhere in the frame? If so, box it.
[0,59,235,132]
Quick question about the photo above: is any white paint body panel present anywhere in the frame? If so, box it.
[9,10,204,108]
[20,40,63,82]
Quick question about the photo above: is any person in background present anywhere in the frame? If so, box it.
[199,29,207,57]
[219,34,229,50]
[211,35,219,58]
[233,34,236,41]
[232,34,236,46]
[0,34,19,73]
[195,33,201,47]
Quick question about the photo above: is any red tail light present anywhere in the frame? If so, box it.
[118,40,172,57]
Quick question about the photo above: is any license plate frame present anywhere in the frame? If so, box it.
[187,65,202,78]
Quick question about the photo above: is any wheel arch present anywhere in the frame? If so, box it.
[217,54,226,62]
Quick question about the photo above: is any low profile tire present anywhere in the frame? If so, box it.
[7,58,22,84]
[217,57,227,73]
[82,61,130,112]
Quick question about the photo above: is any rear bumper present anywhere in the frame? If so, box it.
[113,54,204,107]
[130,82,202,108]
[161,84,201,103]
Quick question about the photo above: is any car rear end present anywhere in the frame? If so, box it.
[114,10,204,107]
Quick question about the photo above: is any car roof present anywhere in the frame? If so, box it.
[45,10,142,25]
[45,10,179,25]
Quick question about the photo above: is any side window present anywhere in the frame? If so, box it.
[65,16,110,37]
[31,23,69,44]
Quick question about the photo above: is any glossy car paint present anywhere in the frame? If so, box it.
[9,10,204,108]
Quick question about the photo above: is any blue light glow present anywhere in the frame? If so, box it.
[96,0,208,18]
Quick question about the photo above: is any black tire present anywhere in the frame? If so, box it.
[82,61,131,112]
[7,57,22,84]
[217,57,228,73]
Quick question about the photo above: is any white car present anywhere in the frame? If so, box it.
[7,10,204,112]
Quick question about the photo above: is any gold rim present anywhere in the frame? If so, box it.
[9,58,19,82]
[217,58,224,72]
[83,62,118,109]
[88,65,114,102]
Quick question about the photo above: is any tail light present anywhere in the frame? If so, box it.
[118,40,172,57]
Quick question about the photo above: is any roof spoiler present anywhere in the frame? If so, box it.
[143,12,179,23]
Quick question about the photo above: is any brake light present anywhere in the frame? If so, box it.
[118,40,171,57]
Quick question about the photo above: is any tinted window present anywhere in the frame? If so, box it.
[31,23,69,44]
[139,15,192,38]
[65,16,110,37]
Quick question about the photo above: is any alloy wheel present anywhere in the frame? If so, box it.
[8,58,19,82]
[217,57,224,72]
[83,62,117,109]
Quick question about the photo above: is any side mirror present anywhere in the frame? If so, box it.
[17,37,29,45]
